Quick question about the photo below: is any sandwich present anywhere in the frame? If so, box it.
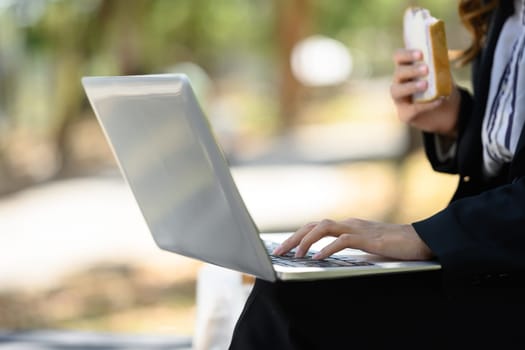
[403,7,452,103]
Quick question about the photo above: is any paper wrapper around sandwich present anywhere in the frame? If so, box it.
[403,7,453,103]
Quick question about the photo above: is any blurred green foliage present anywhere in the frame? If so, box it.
[0,0,466,191]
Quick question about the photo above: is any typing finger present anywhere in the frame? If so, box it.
[295,219,349,257]
[272,222,318,255]
[312,233,363,260]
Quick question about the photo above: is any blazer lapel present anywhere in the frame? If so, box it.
[459,2,513,176]
[473,1,513,114]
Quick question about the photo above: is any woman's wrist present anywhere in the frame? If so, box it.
[438,86,462,138]
[402,224,434,260]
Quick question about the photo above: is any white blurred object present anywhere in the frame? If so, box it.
[291,35,353,86]
[193,264,254,350]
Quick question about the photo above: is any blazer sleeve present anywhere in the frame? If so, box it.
[421,87,474,174]
[413,176,525,275]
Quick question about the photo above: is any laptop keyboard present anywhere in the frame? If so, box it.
[264,241,374,268]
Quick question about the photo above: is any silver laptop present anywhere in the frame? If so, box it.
[81,73,441,282]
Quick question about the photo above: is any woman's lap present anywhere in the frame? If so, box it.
[228,271,445,349]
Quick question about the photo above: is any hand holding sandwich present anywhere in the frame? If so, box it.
[390,48,461,138]
[391,7,461,139]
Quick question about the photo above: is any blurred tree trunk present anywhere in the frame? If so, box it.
[274,0,312,130]
[55,0,149,178]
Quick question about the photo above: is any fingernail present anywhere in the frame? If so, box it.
[416,80,427,89]
[419,65,427,74]
[272,246,282,255]
[294,249,303,258]
[413,51,422,59]
[312,253,321,259]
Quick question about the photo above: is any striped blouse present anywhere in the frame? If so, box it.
[482,0,525,177]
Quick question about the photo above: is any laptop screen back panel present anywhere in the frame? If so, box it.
[82,74,276,281]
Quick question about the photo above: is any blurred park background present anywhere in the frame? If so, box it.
[0,0,470,345]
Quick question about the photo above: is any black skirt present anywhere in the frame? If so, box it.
[228,270,525,350]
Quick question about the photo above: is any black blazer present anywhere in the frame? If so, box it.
[412,1,525,285]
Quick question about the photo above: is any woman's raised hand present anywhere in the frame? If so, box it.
[390,49,461,138]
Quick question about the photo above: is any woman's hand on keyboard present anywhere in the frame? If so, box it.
[272,218,434,261]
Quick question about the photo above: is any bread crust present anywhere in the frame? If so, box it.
[425,20,452,102]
